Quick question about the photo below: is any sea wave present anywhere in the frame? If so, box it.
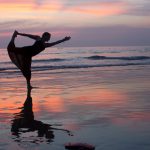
[0,68,6,71]
[0,58,66,66]
[33,58,65,63]
[1,62,149,73]
[1,55,150,66]
[0,62,150,75]
[32,62,150,71]
[86,55,150,60]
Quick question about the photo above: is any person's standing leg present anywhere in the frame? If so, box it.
[26,72,32,89]
[22,68,32,89]
[21,57,32,89]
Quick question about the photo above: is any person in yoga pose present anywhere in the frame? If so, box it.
[7,31,71,89]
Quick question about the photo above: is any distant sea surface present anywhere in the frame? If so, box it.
[0,46,150,150]
[1,46,150,73]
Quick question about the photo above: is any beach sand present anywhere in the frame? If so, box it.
[0,64,150,150]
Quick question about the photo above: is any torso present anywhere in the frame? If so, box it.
[30,40,45,57]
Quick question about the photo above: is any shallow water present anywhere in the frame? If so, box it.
[0,46,150,150]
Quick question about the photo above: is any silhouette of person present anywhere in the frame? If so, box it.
[7,31,71,89]
[11,88,72,143]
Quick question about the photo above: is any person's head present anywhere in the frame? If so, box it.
[42,32,51,42]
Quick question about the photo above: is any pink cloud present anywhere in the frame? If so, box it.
[66,2,128,16]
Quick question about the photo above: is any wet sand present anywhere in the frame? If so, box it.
[0,65,150,150]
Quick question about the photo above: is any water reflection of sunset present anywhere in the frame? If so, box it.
[68,88,127,105]
[34,95,66,113]
[0,81,127,114]
[1,66,150,132]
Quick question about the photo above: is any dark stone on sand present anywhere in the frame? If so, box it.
[65,143,95,150]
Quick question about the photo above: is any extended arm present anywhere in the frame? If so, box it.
[44,36,71,48]
[17,32,40,40]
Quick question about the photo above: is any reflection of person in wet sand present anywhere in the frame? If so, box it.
[11,88,71,143]
[7,31,71,89]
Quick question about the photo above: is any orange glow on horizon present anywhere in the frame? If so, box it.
[0,2,62,12]
[0,1,127,18]
[70,2,127,16]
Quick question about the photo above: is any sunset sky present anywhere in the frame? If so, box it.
[0,0,150,47]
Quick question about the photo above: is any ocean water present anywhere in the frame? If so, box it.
[0,46,150,150]
[1,46,150,72]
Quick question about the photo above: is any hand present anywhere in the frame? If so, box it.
[64,36,71,41]
[13,30,18,38]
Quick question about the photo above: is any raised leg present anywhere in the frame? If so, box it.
[10,30,18,43]
[7,31,18,52]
